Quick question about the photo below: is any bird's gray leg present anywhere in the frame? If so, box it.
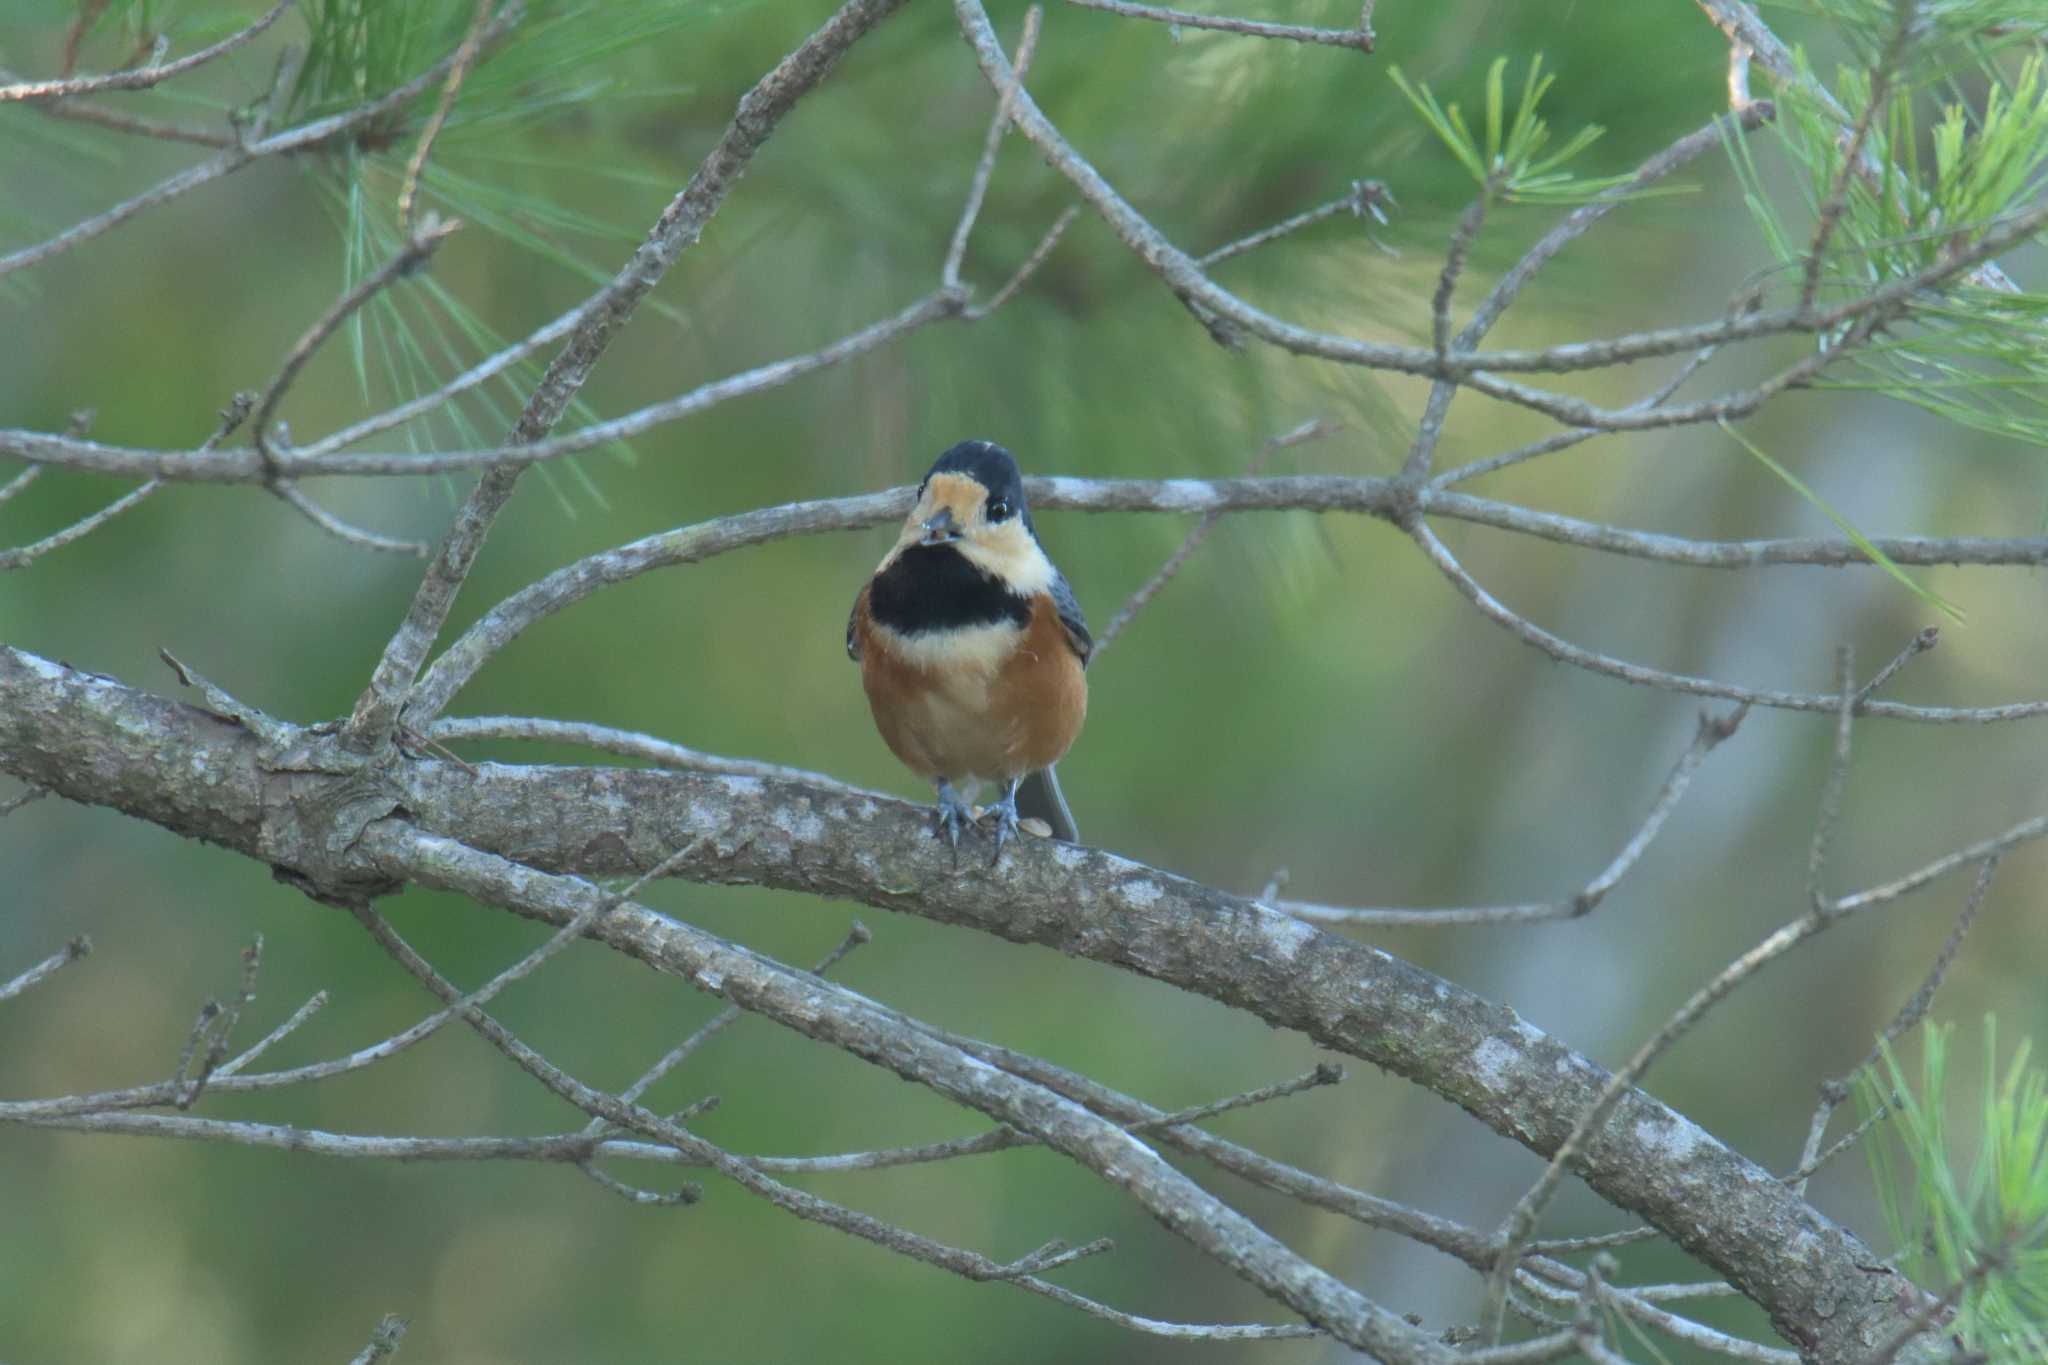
[983,776,1023,857]
[933,778,975,848]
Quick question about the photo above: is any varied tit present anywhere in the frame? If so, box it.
[847,440,1089,851]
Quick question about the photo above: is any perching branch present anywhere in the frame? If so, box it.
[0,643,1962,1361]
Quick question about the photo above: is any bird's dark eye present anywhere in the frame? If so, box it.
[986,497,1012,523]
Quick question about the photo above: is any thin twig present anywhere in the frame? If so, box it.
[943,5,1042,292]
[0,1,293,103]
[0,465,43,506]
[29,95,234,147]
[271,483,430,557]
[398,0,497,229]
[0,937,93,1003]
[1784,1101,1894,1190]
[1792,853,1997,1190]
[1431,328,1733,489]
[177,935,265,1108]
[1854,627,1939,707]
[1808,647,1858,912]
[213,990,330,1079]
[1404,515,2048,725]
[426,715,882,796]
[962,206,1079,319]
[251,216,464,473]
[1091,418,1339,659]
[348,1314,408,1365]
[1065,0,1374,52]
[584,922,872,1134]
[1280,706,1746,926]
[1198,181,1391,267]
[0,785,50,818]
[0,479,162,571]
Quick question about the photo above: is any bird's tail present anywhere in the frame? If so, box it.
[1016,765,1080,843]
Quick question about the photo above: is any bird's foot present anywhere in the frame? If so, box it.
[933,780,976,849]
[982,781,1022,860]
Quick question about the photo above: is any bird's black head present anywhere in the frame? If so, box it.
[920,439,1029,527]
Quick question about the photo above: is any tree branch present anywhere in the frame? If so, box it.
[0,643,1953,1362]
[0,1,292,103]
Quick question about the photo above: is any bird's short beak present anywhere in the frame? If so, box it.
[919,505,962,546]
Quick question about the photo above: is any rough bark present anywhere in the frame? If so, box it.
[0,644,1932,1362]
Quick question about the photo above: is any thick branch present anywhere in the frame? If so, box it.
[0,644,1951,1363]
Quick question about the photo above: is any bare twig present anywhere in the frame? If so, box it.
[583,921,872,1134]
[1832,813,2048,912]
[1065,0,1374,52]
[1282,706,1746,926]
[0,785,50,818]
[1785,1101,1894,1190]
[28,95,234,147]
[1855,627,1939,707]
[213,990,330,1078]
[1792,853,1997,1190]
[944,5,1043,292]
[1807,647,1858,911]
[175,935,265,1108]
[348,1313,408,1365]
[1432,190,1493,360]
[0,465,43,506]
[0,937,93,1003]
[0,479,163,571]
[270,484,430,557]
[0,1,292,103]
[397,0,497,229]
[428,716,881,796]
[251,216,464,473]
[962,206,1079,319]
[1198,181,1391,267]
[1092,418,1339,659]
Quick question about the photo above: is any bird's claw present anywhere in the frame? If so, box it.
[982,789,1021,860]
[933,780,975,849]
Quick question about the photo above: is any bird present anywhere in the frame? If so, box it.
[847,439,1089,852]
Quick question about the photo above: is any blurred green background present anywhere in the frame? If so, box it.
[4,1,2047,1361]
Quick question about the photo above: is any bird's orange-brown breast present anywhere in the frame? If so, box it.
[989,593,1087,774]
[852,584,1086,785]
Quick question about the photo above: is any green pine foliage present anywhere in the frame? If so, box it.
[1726,0,2048,450]
[1387,55,1693,205]
[1862,1021,2048,1362]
